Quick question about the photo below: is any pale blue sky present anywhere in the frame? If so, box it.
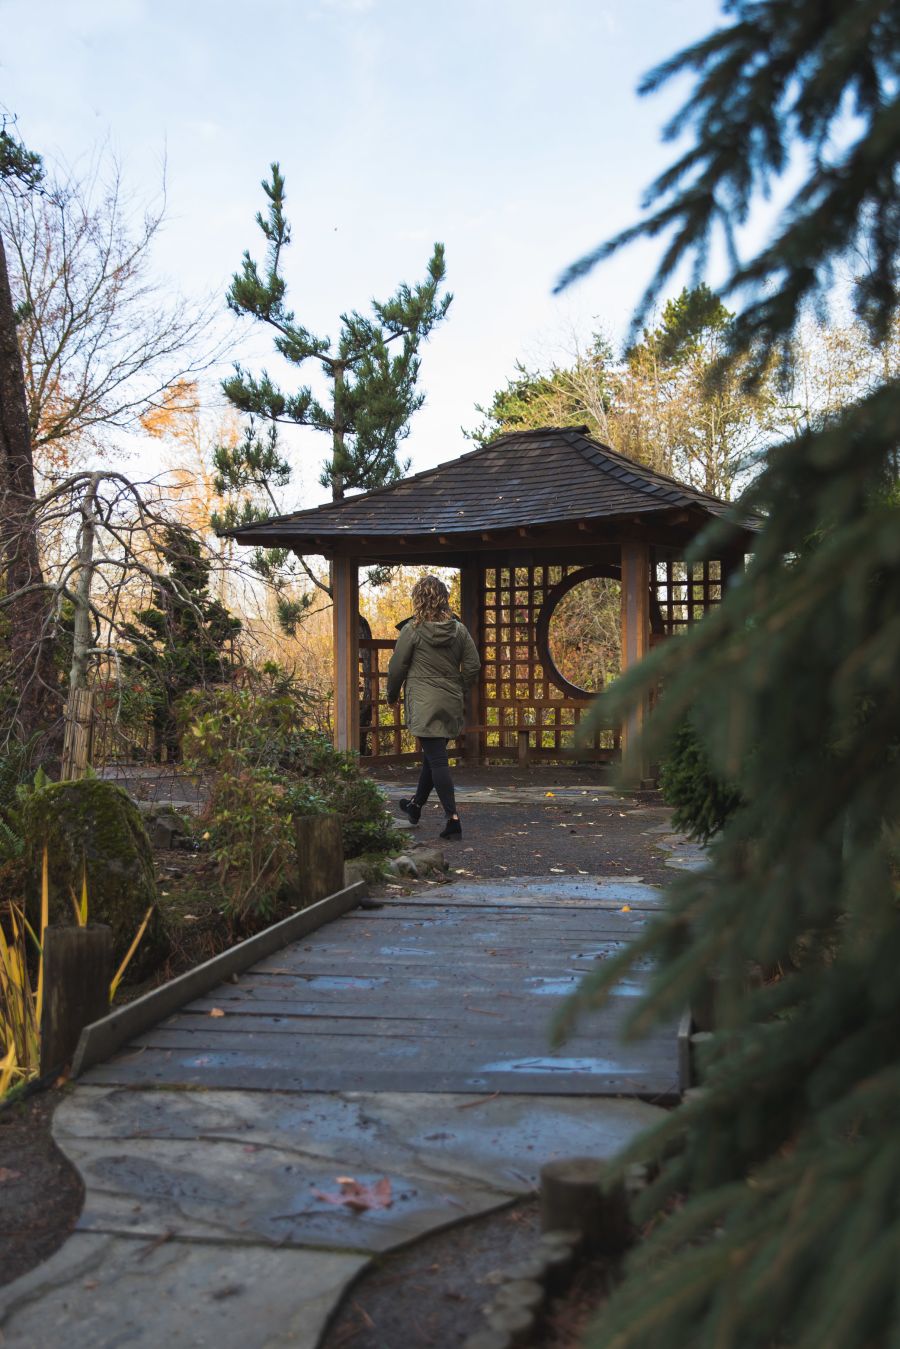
[3,0,726,506]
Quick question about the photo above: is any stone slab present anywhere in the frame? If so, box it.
[0,1231,366,1349]
[64,1132,509,1252]
[56,1085,664,1213]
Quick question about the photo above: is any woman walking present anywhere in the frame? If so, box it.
[386,575,480,839]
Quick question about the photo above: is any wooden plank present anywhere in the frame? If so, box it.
[179,995,645,1025]
[83,1051,679,1100]
[71,882,365,1077]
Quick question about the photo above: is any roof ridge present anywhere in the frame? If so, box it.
[254,434,503,528]
[561,427,728,508]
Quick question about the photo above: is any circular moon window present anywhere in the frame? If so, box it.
[542,572,622,698]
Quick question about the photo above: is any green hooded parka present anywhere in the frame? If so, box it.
[386,619,481,739]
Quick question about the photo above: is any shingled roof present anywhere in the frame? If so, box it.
[229,425,734,550]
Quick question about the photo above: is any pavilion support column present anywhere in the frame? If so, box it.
[459,561,483,764]
[620,539,652,787]
[332,556,360,753]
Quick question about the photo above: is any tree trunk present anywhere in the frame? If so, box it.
[0,229,60,752]
[331,363,346,502]
[67,474,100,695]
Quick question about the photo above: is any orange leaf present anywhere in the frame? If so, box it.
[209,1008,226,1018]
[313,1176,393,1212]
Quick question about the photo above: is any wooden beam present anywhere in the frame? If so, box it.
[332,556,360,753]
[620,539,651,786]
[459,560,483,765]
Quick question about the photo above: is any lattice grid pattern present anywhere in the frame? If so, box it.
[652,555,723,635]
[480,563,616,759]
[358,555,727,762]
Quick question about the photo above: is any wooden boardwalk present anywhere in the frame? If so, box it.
[85,877,678,1100]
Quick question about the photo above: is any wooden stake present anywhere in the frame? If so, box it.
[295,814,345,907]
[540,1156,631,1254]
[40,925,113,1075]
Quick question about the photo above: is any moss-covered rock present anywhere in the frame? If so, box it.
[22,778,168,977]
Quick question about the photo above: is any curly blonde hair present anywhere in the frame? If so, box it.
[412,575,452,626]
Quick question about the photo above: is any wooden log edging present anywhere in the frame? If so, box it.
[70,881,366,1077]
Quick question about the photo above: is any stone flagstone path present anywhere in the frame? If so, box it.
[0,874,676,1349]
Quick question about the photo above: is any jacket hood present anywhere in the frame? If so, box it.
[414,619,459,646]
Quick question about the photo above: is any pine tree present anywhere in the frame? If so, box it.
[120,525,241,761]
[222,164,451,503]
[553,3,900,1346]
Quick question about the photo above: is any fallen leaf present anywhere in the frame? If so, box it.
[620,904,632,913]
[455,1091,500,1111]
[353,1302,376,1331]
[313,1176,393,1212]
[545,791,555,797]
[209,1008,226,1018]
[0,1168,22,1183]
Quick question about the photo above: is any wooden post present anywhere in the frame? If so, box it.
[517,729,530,767]
[620,539,651,787]
[40,925,113,1075]
[295,814,345,907]
[540,1157,631,1254]
[61,687,95,782]
[332,556,360,753]
[720,550,745,597]
[459,560,483,764]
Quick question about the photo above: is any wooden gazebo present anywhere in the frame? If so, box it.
[231,426,750,783]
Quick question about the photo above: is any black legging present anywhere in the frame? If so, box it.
[414,737,457,817]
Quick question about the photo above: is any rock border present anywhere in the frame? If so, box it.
[465,1229,583,1348]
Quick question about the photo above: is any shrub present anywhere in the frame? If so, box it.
[0,742,36,865]
[183,672,401,919]
[658,717,743,843]
[20,777,168,976]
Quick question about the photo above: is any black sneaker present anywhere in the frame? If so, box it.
[439,816,462,840]
[399,798,421,825]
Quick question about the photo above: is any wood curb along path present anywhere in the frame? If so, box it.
[71,881,366,1076]
[0,874,676,1349]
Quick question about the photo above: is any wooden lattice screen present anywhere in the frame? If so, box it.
[358,555,726,763]
[652,554,723,635]
[480,563,616,761]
